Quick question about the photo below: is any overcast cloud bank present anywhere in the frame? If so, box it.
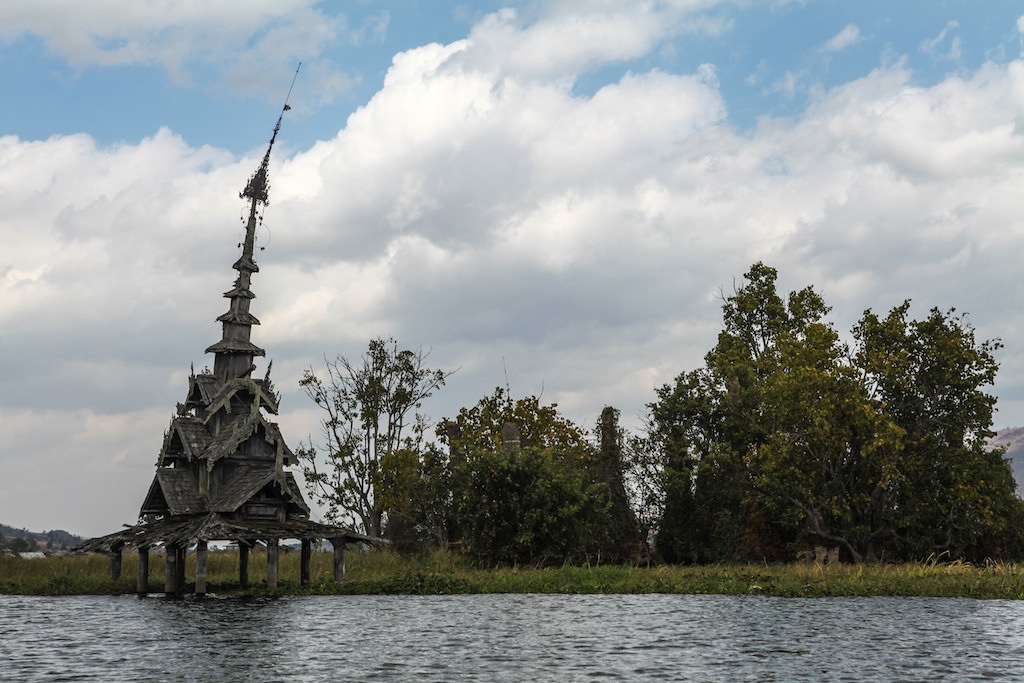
[2,3,1022,535]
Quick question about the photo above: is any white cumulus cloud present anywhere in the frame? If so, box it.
[3,4,1024,535]
[825,24,861,52]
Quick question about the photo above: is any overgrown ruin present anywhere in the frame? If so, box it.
[77,97,371,595]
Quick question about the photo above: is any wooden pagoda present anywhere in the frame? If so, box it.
[77,100,371,595]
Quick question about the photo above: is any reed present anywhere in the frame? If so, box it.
[5,550,1024,598]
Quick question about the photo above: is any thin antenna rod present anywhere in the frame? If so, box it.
[283,62,301,111]
[502,356,512,401]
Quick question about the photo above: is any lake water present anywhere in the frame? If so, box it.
[2,593,1023,681]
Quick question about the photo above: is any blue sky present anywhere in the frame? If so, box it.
[1,1,1023,535]
[5,2,1020,152]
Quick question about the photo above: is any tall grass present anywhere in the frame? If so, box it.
[5,550,1024,598]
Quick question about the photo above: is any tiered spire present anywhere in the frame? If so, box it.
[206,68,299,383]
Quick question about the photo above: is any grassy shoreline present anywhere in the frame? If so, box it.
[4,550,1024,599]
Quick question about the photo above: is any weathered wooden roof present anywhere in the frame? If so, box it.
[185,373,220,407]
[222,284,255,299]
[196,410,291,465]
[216,309,261,325]
[231,254,259,274]
[265,421,292,458]
[140,469,207,516]
[283,472,308,513]
[200,412,259,463]
[158,469,206,515]
[75,512,376,553]
[208,466,274,511]
[203,466,308,515]
[205,338,266,356]
[175,417,212,459]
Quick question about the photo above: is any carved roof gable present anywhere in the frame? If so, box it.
[197,409,292,466]
[202,377,279,420]
[185,374,220,407]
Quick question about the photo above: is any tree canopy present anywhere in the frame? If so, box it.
[645,262,1018,563]
[299,266,1019,565]
[296,338,451,540]
[439,389,635,566]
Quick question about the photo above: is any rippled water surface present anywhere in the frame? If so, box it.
[3,593,1024,681]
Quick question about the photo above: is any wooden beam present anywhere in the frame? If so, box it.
[239,542,250,588]
[195,540,208,596]
[300,539,312,587]
[331,538,346,583]
[137,547,149,596]
[267,539,279,589]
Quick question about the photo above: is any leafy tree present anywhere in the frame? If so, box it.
[592,407,643,561]
[746,319,904,562]
[439,388,617,565]
[377,442,455,551]
[443,388,592,464]
[647,263,1016,563]
[649,264,831,561]
[297,338,452,539]
[644,370,709,562]
[456,442,593,565]
[854,303,1014,559]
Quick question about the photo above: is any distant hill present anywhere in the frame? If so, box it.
[989,427,1024,494]
[0,524,83,552]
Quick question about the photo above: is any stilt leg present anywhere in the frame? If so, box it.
[300,539,312,587]
[109,546,123,580]
[267,539,279,589]
[239,542,250,588]
[195,540,208,596]
[137,547,149,596]
[165,544,177,596]
[176,545,186,594]
[332,538,346,583]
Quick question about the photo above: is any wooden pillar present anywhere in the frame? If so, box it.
[300,539,312,587]
[331,538,346,583]
[239,542,250,588]
[165,544,178,596]
[109,546,123,580]
[195,540,208,596]
[137,547,150,595]
[176,545,186,594]
[267,539,279,589]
